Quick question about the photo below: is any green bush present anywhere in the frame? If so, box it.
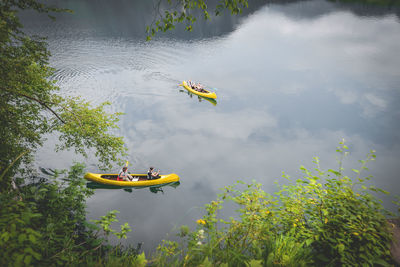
[151,141,396,266]
[0,163,94,266]
[0,163,144,266]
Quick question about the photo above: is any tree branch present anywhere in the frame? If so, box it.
[2,88,66,124]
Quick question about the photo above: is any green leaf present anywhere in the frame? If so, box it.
[134,252,147,267]
[328,169,341,176]
[199,257,213,267]
[24,255,32,265]
[28,234,37,243]
[18,233,27,243]
[31,250,42,260]
[338,243,345,253]
[248,259,263,266]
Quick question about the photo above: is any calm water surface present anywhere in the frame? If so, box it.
[24,0,400,254]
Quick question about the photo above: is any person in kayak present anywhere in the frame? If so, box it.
[147,167,160,180]
[187,80,207,93]
[118,166,135,181]
[195,83,207,93]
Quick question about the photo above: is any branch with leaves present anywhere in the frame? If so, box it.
[146,0,249,40]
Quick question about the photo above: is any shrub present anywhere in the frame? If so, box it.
[0,163,144,266]
[151,141,396,266]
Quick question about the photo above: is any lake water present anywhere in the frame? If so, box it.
[23,0,400,255]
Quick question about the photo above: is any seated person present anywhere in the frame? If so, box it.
[188,80,200,91]
[195,83,207,93]
[118,166,137,181]
[147,167,160,180]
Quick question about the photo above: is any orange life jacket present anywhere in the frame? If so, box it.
[117,171,124,181]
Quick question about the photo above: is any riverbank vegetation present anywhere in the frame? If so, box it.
[1,142,398,266]
[0,163,146,266]
[151,142,398,266]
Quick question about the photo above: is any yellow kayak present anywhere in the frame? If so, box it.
[84,172,180,187]
[182,81,217,99]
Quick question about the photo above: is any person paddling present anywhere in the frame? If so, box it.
[118,166,135,181]
[147,167,160,180]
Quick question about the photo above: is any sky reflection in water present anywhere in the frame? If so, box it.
[30,1,400,253]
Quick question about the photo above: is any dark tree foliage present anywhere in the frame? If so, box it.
[0,163,143,266]
[0,3,134,263]
[0,0,126,191]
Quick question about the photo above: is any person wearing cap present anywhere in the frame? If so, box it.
[147,167,160,180]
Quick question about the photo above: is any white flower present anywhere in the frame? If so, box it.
[198,229,205,239]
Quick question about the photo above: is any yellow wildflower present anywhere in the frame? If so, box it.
[353,232,359,236]
[196,219,206,225]
[266,210,270,215]
[324,218,328,224]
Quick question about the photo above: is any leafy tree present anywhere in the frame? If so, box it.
[0,0,126,191]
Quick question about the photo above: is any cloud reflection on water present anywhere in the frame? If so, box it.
[29,1,400,254]
[107,6,400,252]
